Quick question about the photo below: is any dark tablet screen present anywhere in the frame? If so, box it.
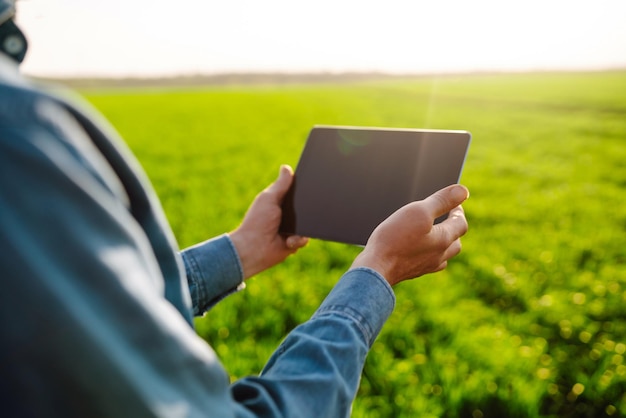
[280,126,471,246]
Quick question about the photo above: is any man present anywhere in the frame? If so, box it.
[0,2,469,416]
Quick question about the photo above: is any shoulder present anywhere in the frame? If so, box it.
[0,75,80,159]
[0,68,130,205]
[0,77,48,125]
[0,55,89,146]
[0,68,97,169]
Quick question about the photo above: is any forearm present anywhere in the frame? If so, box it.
[231,268,395,418]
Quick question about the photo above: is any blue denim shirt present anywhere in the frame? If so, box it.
[0,54,396,417]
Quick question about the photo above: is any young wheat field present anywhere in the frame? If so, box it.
[83,71,626,418]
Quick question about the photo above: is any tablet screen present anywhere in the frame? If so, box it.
[280,126,471,246]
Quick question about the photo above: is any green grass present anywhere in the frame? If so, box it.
[84,71,626,418]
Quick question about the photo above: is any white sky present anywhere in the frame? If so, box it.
[15,0,626,78]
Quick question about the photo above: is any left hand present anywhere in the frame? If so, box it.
[228,165,309,280]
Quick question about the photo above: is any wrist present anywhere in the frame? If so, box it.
[227,229,258,280]
[351,251,396,286]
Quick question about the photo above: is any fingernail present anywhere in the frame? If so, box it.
[453,185,470,201]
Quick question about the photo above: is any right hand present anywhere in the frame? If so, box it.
[351,184,469,286]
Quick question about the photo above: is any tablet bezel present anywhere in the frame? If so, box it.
[280,125,471,246]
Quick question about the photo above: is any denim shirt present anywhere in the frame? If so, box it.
[0,54,396,417]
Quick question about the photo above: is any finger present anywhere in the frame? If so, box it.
[421,185,469,220]
[286,235,309,250]
[444,238,463,260]
[433,260,448,273]
[433,239,462,273]
[432,207,468,250]
[442,205,468,240]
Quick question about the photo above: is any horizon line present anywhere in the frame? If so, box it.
[27,67,626,89]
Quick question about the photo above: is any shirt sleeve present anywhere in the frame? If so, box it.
[181,235,246,316]
[230,268,395,418]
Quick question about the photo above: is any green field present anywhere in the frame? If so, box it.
[83,71,626,418]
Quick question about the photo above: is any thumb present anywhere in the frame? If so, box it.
[264,165,294,200]
[422,184,470,219]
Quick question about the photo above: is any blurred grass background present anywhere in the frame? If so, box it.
[84,71,626,418]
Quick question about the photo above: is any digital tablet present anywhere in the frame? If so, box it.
[280,126,471,246]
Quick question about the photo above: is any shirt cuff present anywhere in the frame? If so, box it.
[181,234,245,316]
[313,267,396,347]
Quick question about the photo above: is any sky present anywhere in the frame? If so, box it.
[14,0,626,78]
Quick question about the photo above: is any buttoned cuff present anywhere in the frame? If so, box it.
[181,234,245,316]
